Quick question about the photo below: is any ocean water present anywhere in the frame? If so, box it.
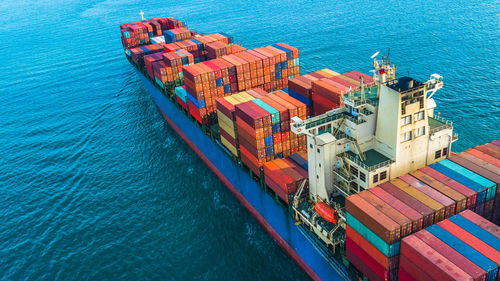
[1,0,499,280]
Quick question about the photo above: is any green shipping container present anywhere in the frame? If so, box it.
[346,213,400,257]
[251,99,280,124]
[438,159,496,200]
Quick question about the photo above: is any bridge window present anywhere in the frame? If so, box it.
[401,131,412,142]
[350,166,358,177]
[442,147,448,156]
[380,171,387,180]
[435,150,441,159]
[414,111,425,121]
[373,174,379,183]
[401,115,412,126]
[359,172,366,182]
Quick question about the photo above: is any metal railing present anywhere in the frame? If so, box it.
[342,97,379,108]
[304,112,346,129]
[343,152,393,172]
[333,169,355,182]
[344,114,366,125]
[429,115,453,134]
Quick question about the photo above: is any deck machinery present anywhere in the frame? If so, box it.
[290,53,457,252]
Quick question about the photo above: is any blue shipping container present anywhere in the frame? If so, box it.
[438,159,496,200]
[427,224,499,281]
[448,215,500,250]
[430,162,487,204]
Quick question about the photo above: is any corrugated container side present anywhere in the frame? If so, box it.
[345,237,397,281]
[345,247,384,281]
[391,178,446,222]
[399,254,433,281]
[427,224,499,281]
[421,166,478,208]
[358,191,413,237]
[459,209,500,239]
[400,174,456,218]
[380,182,435,227]
[411,169,468,212]
[415,229,487,281]
[346,194,401,244]
[458,151,500,179]
[397,262,418,281]
[400,235,473,281]
[430,162,487,204]
[346,225,399,270]
[437,159,495,200]
[346,213,400,257]
[369,186,424,232]
[438,219,500,267]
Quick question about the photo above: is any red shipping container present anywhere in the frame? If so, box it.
[380,182,435,227]
[458,151,500,179]
[369,186,424,233]
[459,209,500,239]
[399,255,434,281]
[345,248,384,281]
[465,148,500,167]
[345,194,401,244]
[411,170,468,213]
[415,229,487,281]
[345,237,396,281]
[398,266,417,281]
[358,191,413,237]
[450,154,500,186]
[312,92,340,110]
[345,225,398,270]
[438,219,500,265]
[400,235,473,281]
[400,174,456,218]
[421,166,478,208]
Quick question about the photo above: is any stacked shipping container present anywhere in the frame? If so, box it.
[287,69,339,112]
[287,69,375,116]
[216,92,255,156]
[447,140,500,224]
[345,141,500,280]
[263,158,308,204]
[121,17,185,49]
[221,89,307,175]
[399,210,499,281]
[183,44,300,124]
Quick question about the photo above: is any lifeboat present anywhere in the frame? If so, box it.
[315,202,338,224]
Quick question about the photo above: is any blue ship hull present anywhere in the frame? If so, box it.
[137,70,350,281]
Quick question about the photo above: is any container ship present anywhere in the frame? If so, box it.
[120,14,500,281]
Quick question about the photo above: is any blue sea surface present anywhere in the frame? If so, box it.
[1,0,499,280]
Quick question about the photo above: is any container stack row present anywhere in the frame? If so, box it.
[345,152,499,281]
[287,69,375,116]
[206,42,247,60]
[230,90,307,175]
[447,140,500,224]
[215,91,256,156]
[287,69,339,111]
[163,27,192,43]
[263,158,308,204]
[399,210,499,281]
[120,17,185,49]
[183,44,300,124]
